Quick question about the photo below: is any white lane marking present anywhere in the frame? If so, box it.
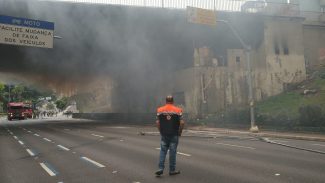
[34,134,40,137]
[81,157,105,168]
[312,144,325,147]
[18,140,24,145]
[112,170,118,174]
[155,148,191,157]
[13,136,18,140]
[57,145,70,151]
[28,131,32,133]
[23,128,27,130]
[9,132,13,135]
[26,149,35,156]
[110,126,130,129]
[177,152,192,157]
[216,143,256,150]
[91,134,104,138]
[275,173,280,176]
[273,140,288,143]
[120,139,124,142]
[43,138,52,142]
[40,163,56,176]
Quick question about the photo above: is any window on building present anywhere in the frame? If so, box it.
[274,43,280,55]
[283,46,289,55]
[217,56,228,66]
[236,56,240,63]
[282,40,289,55]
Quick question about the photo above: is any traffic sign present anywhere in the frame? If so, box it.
[187,6,216,26]
[0,15,54,48]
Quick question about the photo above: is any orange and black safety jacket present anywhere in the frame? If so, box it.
[157,104,183,136]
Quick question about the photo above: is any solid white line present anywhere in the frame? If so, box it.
[273,140,288,143]
[81,157,105,168]
[34,134,40,137]
[26,149,35,156]
[57,145,70,151]
[13,136,18,140]
[18,140,24,145]
[155,148,191,157]
[43,138,52,142]
[312,144,325,147]
[91,134,104,138]
[40,163,56,176]
[216,142,256,150]
[177,152,191,157]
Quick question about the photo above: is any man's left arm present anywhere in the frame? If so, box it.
[178,119,185,136]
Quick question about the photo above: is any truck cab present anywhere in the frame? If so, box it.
[7,102,26,120]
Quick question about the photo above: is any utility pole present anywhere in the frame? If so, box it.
[216,20,258,132]
[8,84,11,102]
[187,7,258,132]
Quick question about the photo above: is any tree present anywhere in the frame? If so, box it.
[55,97,68,111]
[11,85,25,102]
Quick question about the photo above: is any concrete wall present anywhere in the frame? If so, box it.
[303,25,325,72]
[169,16,307,118]
[259,17,306,97]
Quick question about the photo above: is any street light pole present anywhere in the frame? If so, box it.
[216,20,258,132]
[8,85,11,102]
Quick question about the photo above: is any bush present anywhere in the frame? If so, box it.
[299,105,324,127]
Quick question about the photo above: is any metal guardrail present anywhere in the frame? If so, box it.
[36,0,246,11]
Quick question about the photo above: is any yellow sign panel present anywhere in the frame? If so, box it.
[187,6,216,26]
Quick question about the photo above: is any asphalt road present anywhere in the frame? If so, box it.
[1,118,325,183]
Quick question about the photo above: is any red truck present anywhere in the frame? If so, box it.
[7,102,33,120]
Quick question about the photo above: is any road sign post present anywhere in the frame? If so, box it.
[187,6,216,26]
[0,15,54,48]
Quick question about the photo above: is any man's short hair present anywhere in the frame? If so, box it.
[166,95,174,104]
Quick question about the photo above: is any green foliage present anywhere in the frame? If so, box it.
[11,84,25,102]
[46,103,55,110]
[55,97,68,111]
[299,105,324,127]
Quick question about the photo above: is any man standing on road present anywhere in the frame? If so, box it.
[155,95,185,176]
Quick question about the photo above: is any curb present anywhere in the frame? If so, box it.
[187,127,325,142]
[251,133,325,142]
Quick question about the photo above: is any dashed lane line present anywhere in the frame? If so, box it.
[43,138,52,142]
[57,145,70,151]
[155,148,192,157]
[91,134,104,138]
[40,162,57,176]
[18,140,24,145]
[80,157,106,168]
[216,142,256,150]
[13,136,18,140]
[28,131,32,133]
[34,133,40,137]
[26,149,36,156]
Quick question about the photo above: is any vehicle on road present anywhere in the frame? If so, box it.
[7,102,32,120]
[23,102,33,119]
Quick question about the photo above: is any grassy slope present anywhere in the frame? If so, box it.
[256,78,325,119]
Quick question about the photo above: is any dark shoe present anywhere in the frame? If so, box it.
[169,170,180,175]
[155,169,163,176]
